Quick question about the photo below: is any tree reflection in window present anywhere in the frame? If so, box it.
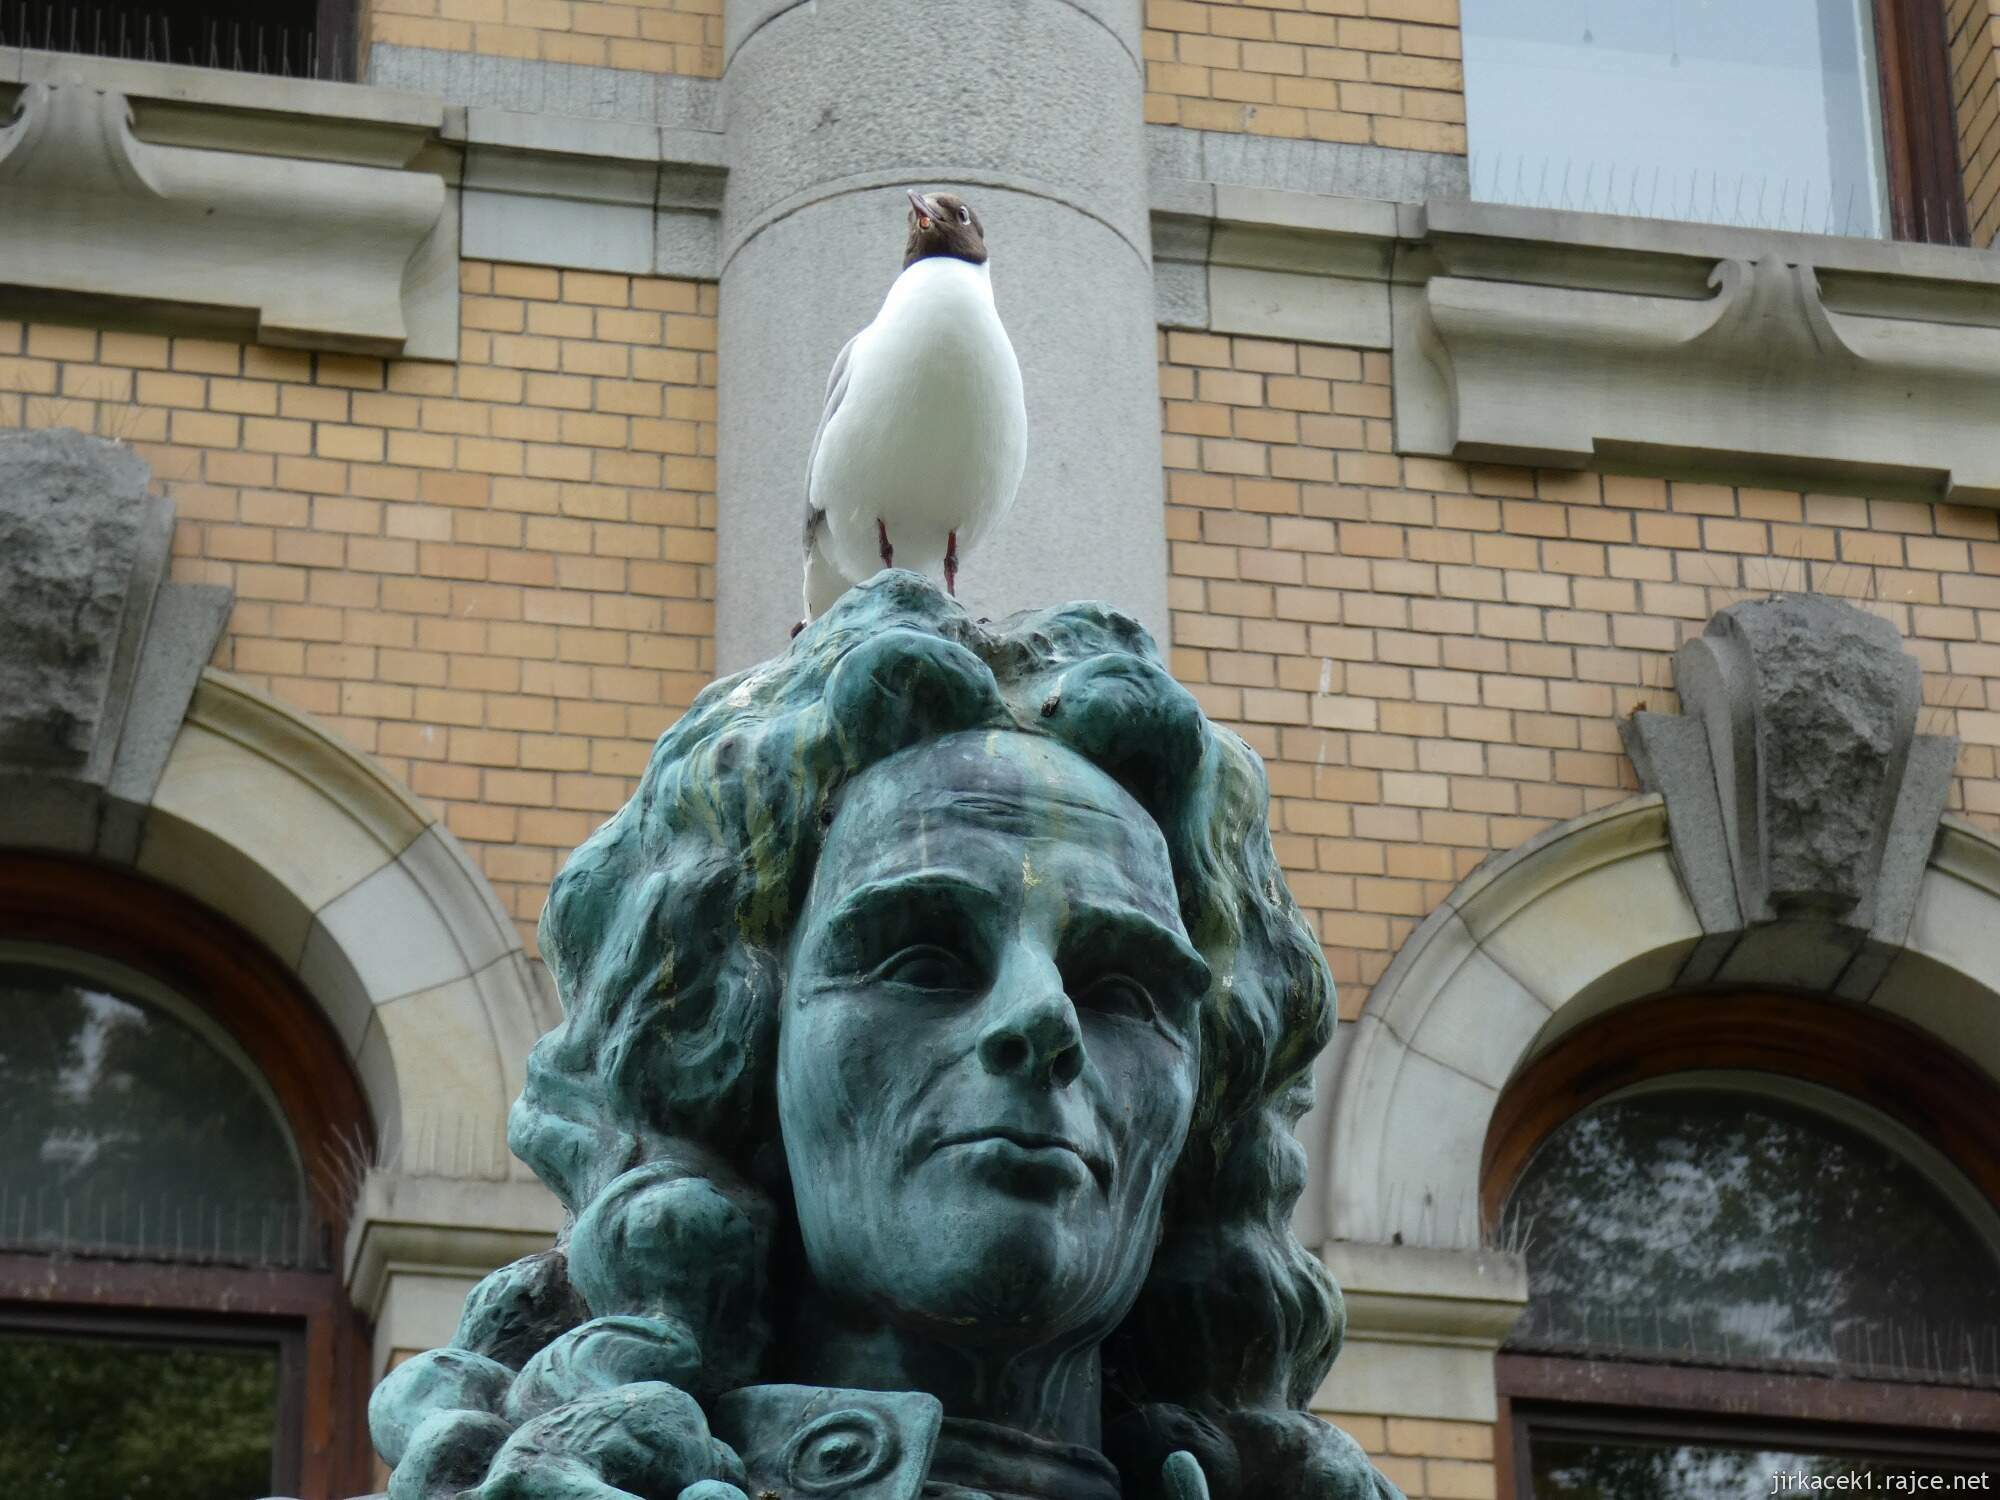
[1531,1435,1983,1499]
[1500,1086,2000,1384]
[0,959,310,1267]
[0,1332,280,1498]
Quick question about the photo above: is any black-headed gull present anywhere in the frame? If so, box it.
[797,189,1027,632]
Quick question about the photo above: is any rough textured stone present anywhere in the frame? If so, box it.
[0,428,153,769]
[368,574,1401,1499]
[0,429,231,859]
[1680,594,1918,925]
[1624,592,1957,993]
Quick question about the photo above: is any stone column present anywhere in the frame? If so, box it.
[715,0,1168,671]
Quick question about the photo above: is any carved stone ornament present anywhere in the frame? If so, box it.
[1389,200,2000,503]
[1622,592,1958,996]
[363,573,1402,1500]
[0,426,230,859]
[0,49,456,357]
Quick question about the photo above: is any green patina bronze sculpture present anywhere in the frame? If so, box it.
[369,572,1401,1500]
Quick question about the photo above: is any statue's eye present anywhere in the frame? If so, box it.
[879,946,973,991]
[1076,973,1154,1022]
[957,205,971,224]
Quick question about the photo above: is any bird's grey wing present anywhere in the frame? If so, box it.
[802,330,860,553]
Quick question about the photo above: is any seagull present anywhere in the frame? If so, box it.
[796,188,1027,631]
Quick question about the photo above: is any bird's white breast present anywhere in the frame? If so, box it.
[811,257,1027,584]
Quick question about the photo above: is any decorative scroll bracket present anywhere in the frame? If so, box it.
[1390,200,2000,504]
[0,49,457,358]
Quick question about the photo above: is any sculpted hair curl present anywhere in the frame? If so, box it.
[498,573,1354,1495]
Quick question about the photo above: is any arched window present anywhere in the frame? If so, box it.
[1485,994,2000,1496]
[0,854,374,1499]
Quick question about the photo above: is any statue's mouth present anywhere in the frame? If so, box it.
[934,1127,1110,1191]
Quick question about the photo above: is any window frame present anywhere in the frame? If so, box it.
[1499,1363,2000,1499]
[0,852,376,1498]
[1485,990,2000,1499]
[0,1294,316,1493]
[1873,0,1970,243]
[1460,0,1969,245]
[0,1,361,81]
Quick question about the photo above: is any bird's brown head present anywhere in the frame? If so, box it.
[904,189,988,268]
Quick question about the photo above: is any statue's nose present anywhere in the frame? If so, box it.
[976,953,1083,1088]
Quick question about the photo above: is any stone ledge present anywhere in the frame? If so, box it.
[1314,1241,1526,1423]
[1486,206,2000,502]
[449,105,724,279]
[344,1171,563,1317]
[1152,185,2000,506]
[0,46,458,357]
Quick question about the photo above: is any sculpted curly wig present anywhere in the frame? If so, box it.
[492,572,1366,1496]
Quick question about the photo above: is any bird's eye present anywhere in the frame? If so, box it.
[957,206,971,224]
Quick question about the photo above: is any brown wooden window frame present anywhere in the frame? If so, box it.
[1873,0,1971,244]
[0,852,376,1499]
[1484,990,2000,1499]
[1499,1361,2000,1499]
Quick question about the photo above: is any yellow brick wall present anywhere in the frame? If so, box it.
[1159,329,1996,1019]
[365,0,721,76]
[1952,0,2000,245]
[0,263,717,948]
[1143,0,1463,153]
[1317,1413,1494,1499]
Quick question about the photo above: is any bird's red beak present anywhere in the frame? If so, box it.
[907,188,935,228]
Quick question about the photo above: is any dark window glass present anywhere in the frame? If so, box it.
[0,1329,280,1499]
[0,1,353,81]
[0,959,310,1267]
[1531,1434,1993,1499]
[1501,1087,2000,1384]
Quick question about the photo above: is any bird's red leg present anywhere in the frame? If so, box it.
[945,530,958,596]
[877,518,894,570]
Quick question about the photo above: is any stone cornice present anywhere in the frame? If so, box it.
[448,105,725,280]
[0,47,736,340]
[343,1171,563,1317]
[1312,1240,1526,1422]
[0,46,459,357]
[1324,1240,1527,1346]
[1153,186,2000,506]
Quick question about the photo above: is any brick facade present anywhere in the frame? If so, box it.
[1159,329,1997,1021]
[11,4,2000,1491]
[1952,0,2000,244]
[1143,0,1464,153]
[365,0,722,75]
[0,264,716,948]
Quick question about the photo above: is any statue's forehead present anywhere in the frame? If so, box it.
[820,732,1177,906]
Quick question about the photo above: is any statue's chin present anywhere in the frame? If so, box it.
[854,1208,1130,1348]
